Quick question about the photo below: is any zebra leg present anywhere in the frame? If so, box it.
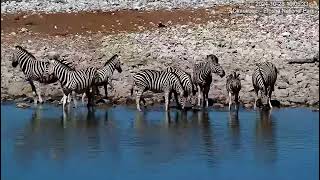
[253,87,259,110]
[62,94,68,110]
[82,93,86,104]
[202,89,206,108]
[268,89,273,109]
[27,80,38,105]
[95,86,101,96]
[228,92,232,111]
[67,94,71,103]
[103,84,108,99]
[34,82,44,104]
[197,85,202,107]
[72,91,77,108]
[135,90,143,111]
[173,91,182,109]
[235,92,239,110]
[204,85,210,108]
[164,91,170,111]
[86,89,94,107]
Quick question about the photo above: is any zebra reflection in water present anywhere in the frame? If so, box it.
[254,109,277,164]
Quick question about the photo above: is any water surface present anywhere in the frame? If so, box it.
[1,103,319,180]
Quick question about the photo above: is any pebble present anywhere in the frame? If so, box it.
[16,102,31,109]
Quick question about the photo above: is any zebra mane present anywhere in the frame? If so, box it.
[50,56,74,69]
[15,45,36,59]
[104,54,118,66]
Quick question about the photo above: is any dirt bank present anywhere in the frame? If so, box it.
[1,5,319,108]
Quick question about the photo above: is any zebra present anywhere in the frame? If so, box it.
[82,54,122,101]
[226,71,241,110]
[44,57,98,109]
[164,66,197,106]
[192,54,225,107]
[11,45,73,104]
[252,62,278,109]
[130,69,186,111]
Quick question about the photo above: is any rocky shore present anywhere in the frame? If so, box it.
[1,0,254,14]
[1,2,319,109]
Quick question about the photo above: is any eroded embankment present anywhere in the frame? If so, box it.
[1,4,319,108]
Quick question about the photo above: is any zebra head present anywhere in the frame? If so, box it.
[45,59,58,76]
[104,54,122,73]
[11,51,19,67]
[227,71,240,80]
[206,54,225,78]
[11,45,35,67]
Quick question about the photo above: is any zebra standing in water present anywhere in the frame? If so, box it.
[193,54,225,107]
[252,62,278,109]
[130,69,186,111]
[45,57,97,109]
[164,66,197,106]
[11,45,72,104]
[82,54,122,101]
[226,71,241,110]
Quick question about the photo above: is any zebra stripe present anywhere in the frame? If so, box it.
[164,66,196,96]
[252,62,278,109]
[91,54,122,98]
[226,71,241,110]
[192,54,225,107]
[46,58,97,108]
[11,46,67,104]
[130,69,186,111]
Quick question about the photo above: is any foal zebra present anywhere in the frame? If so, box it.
[82,54,122,101]
[252,62,278,109]
[45,58,97,109]
[164,66,197,105]
[193,54,225,107]
[226,71,241,110]
[11,46,71,104]
[130,69,186,111]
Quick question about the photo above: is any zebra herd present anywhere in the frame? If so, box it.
[11,45,278,111]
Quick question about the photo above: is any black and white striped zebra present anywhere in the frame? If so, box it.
[192,54,225,107]
[82,54,122,101]
[45,57,97,109]
[11,46,72,104]
[164,66,197,105]
[130,69,186,111]
[226,71,241,110]
[252,62,278,109]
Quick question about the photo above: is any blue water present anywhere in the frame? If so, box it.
[1,103,319,180]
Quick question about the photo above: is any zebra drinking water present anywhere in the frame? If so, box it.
[252,62,278,109]
[82,54,122,101]
[45,57,98,109]
[226,71,241,110]
[130,69,186,111]
[192,54,225,107]
[11,45,72,104]
[164,66,197,106]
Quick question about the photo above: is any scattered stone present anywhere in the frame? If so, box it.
[16,102,30,109]
[20,28,28,33]
[212,103,224,109]
[158,22,166,28]
[244,103,253,109]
